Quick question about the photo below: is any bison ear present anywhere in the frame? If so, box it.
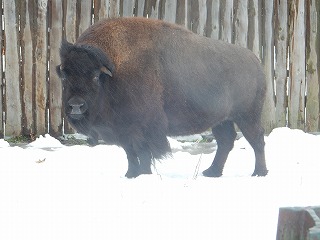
[100,66,113,77]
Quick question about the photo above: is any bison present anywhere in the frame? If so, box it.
[56,17,268,178]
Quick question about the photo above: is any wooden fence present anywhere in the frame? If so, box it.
[0,0,319,138]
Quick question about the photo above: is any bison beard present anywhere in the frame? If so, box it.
[57,17,268,178]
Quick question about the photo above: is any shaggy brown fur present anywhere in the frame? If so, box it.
[57,17,268,178]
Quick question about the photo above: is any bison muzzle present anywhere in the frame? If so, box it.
[56,17,268,178]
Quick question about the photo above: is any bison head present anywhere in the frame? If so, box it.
[56,40,114,133]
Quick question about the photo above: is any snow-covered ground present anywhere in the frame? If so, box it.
[0,127,319,240]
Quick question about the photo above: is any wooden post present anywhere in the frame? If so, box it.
[3,0,22,136]
[162,0,177,23]
[65,0,78,43]
[122,0,135,17]
[234,0,248,48]
[261,0,276,133]
[78,1,92,35]
[0,0,2,137]
[136,0,145,17]
[306,0,320,132]
[94,0,110,22]
[220,0,233,43]
[176,0,187,26]
[20,0,35,135]
[109,0,120,18]
[198,0,207,36]
[248,0,261,58]
[188,0,199,33]
[49,0,63,137]
[144,0,160,19]
[34,0,48,135]
[288,0,306,130]
[207,0,220,40]
[274,0,288,128]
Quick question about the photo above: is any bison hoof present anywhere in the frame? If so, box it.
[87,137,98,146]
[252,168,268,177]
[125,170,140,178]
[125,169,152,178]
[202,167,223,178]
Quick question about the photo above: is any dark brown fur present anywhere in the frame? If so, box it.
[57,17,268,178]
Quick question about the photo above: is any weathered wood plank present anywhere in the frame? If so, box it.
[94,0,110,22]
[288,0,306,130]
[188,0,199,33]
[234,0,248,48]
[0,0,3,138]
[49,0,63,136]
[65,0,77,43]
[220,0,233,43]
[163,0,177,23]
[20,0,35,135]
[206,0,219,39]
[136,0,145,17]
[3,0,22,136]
[34,0,49,135]
[248,0,261,58]
[274,0,288,128]
[0,0,3,137]
[110,0,120,18]
[78,0,92,35]
[261,0,276,133]
[198,0,207,36]
[122,0,135,17]
[144,0,160,19]
[306,0,320,132]
[176,0,187,26]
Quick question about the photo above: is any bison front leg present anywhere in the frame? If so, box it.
[124,144,153,178]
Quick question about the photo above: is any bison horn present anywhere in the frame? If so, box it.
[100,66,112,77]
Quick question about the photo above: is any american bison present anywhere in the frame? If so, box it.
[56,17,268,178]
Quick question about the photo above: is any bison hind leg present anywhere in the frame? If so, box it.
[235,116,268,177]
[203,121,237,177]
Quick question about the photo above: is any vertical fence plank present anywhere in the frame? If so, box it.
[144,0,160,19]
[122,0,135,17]
[0,0,3,137]
[261,0,276,133]
[274,0,288,128]
[65,0,77,42]
[34,0,48,135]
[220,0,233,43]
[49,0,63,136]
[136,0,145,17]
[234,0,248,48]
[109,0,120,17]
[207,0,219,39]
[188,0,199,33]
[79,1,92,35]
[248,0,261,58]
[288,0,306,130]
[198,0,207,36]
[306,0,320,132]
[3,0,22,136]
[20,0,35,135]
[176,0,187,26]
[94,0,110,22]
[162,0,177,23]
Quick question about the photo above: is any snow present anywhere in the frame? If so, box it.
[0,127,319,240]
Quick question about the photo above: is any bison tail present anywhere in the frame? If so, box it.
[145,128,171,159]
